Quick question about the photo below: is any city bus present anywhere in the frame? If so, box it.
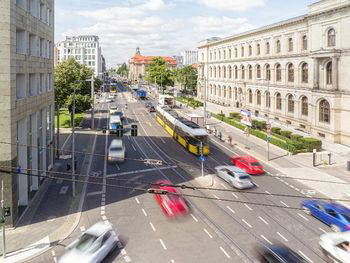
[109,115,123,134]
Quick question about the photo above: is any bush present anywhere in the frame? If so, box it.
[280,130,293,139]
[251,120,260,129]
[229,112,241,120]
[291,134,303,141]
[259,121,267,130]
[301,137,322,151]
[271,127,281,134]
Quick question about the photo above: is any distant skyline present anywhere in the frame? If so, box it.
[55,0,316,67]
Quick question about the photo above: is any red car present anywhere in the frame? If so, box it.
[153,180,189,217]
[230,156,264,175]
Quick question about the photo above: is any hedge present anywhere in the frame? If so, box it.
[301,137,322,151]
[229,112,241,120]
[271,127,281,134]
[291,134,303,141]
[280,130,292,139]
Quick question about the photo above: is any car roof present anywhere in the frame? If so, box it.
[110,139,123,147]
[85,222,111,237]
[215,166,247,174]
[311,200,350,213]
[239,156,259,162]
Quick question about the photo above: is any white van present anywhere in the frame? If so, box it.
[108,139,125,163]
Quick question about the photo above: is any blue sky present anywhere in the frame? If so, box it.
[55,0,316,67]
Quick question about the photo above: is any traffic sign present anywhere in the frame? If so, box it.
[267,136,271,143]
[199,156,206,162]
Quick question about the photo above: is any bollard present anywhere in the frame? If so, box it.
[313,149,317,167]
[347,161,350,172]
[328,152,332,165]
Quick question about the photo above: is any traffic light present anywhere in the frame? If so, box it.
[131,125,138,136]
[116,126,124,137]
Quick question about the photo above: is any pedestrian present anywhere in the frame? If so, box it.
[227,135,232,145]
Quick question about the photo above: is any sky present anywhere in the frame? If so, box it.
[55,0,316,67]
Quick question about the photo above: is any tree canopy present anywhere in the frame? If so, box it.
[175,65,198,95]
[117,63,129,77]
[145,57,174,89]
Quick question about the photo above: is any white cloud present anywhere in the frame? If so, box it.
[200,0,265,11]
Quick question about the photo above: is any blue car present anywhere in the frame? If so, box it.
[301,200,350,232]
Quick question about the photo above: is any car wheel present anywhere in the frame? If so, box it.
[302,206,311,215]
[330,224,341,232]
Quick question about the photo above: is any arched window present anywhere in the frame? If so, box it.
[256,90,261,105]
[249,45,252,56]
[326,61,332,85]
[266,65,271,81]
[229,87,232,99]
[214,52,217,60]
[248,90,253,103]
[218,67,221,78]
[218,86,221,97]
[234,66,238,79]
[223,86,226,98]
[276,93,282,110]
[288,64,294,82]
[210,53,212,61]
[319,99,330,123]
[235,48,238,57]
[229,49,232,59]
[234,87,238,100]
[210,67,212,78]
[301,63,308,83]
[301,96,308,116]
[288,37,293,52]
[213,85,216,95]
[228,66,232,79]
[223,66,226,79]
[223,50,226,59]
[248,65,253,80]
[214,67,217,78]
[266,42,270,54]
[241,65,245,80]
[265,92,271,108]
[302,35,307,50]
[276,40,281,53]
[256,65,261,79]
[241,46,244,57]
[327,28,336,47]
[218,51,221,60]
[276,64,281,81]
[257,44,261,55]
[287,94,294,113]
[210,85,213,95]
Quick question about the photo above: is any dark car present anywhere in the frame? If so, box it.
[149,106,156,113]
[256,244,307,263]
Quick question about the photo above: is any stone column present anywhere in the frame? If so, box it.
[313,58,319,89]
[332,56,338,90]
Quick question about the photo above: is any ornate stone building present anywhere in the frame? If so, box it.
[197,0,350,144]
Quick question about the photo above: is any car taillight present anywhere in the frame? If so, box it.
[346,225,350,231]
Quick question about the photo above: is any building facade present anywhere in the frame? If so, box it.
[197,0,350,144]
[172,55,184,68]
[0,0,55,225]
[128,47,177,81]
[55,35,103,77]
[182,50,198,66]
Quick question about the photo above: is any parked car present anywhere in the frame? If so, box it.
[59,222,120,263]
[145,102,152,108]
[215,166,254,189]
[149,106,156,113]
[152,179,189,217]
[320,231,350,262]
[255,244,307,263]
[230,156,264,175]
[108,139,125,163]
[302,200,350,232]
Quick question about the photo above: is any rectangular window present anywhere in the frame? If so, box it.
[39,38,44,57]
[47,40,51,58]
[29,0,37,17]
[16,29,26,54]
[29,34,37,56]
[39,73,45,94]
[29,73,37,96]
[47,8,51,25]
[47,73,52,91]
[39,3,44,21]
[16,0,26,9]
[16,74,26,99]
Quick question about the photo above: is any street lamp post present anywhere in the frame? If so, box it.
[71,84,76,197]
[90,78,95,130]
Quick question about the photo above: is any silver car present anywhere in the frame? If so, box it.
[215,166,254,189]
[319,232,350,262]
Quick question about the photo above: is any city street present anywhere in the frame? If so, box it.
[28,83,332,263]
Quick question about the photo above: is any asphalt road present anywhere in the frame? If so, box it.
[32,82,330,263]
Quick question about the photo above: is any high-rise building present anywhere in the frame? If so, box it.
[197,0,350,144]
[181,50,198,66]
[55,35,103,77]
[0,0,55,225]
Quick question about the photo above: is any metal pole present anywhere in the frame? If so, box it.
[91,79,95,130]
[72,86,76,197]
[56,104,60,159]
[1,180,6,258]
[200,142,204,177]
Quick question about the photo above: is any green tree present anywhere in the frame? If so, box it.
[94,78,103,91]
[117,63,129,77]
[54,58,94,112]
[66,94,91,114]
[175,65,198,95]
[145,57,174,91]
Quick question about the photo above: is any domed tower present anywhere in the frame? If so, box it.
[135,47,141,55]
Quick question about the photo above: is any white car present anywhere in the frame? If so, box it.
[59,222,121,263]
[319,232,350,262]
[215,165,254,189]
[108,139,125,162]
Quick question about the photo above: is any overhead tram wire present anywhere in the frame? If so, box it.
[1,165,350,203]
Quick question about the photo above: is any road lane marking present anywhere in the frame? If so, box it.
[319,227,327,233]
[220,247,231,259]
[121,249,127,255]
[59,186,68,195]
[116,164,120,171]
[142,208,147,217]
[298,213,309,221]
[265,190,271,195]
[159,239,167,250]
[56,179,63,184]
[231,193,238,199]
[124,256,131,262]
[254,182,259,187]
[213,194,219,199]
[79,226,86,232]
[131,144,136,151]
[51,250,57,263]
[277,232,288,242]
[87,190,103,196]
[244,204,253,211]
[242,219,252,228]
[101,201,105,206]
[101,210,105,215]
[190,213,198,222]
[203,228,213,238]
[298,251,313,263]
[258,216,268,225]
[102,215,107,221]
[107,165,177,178]
[149,222,156,232]
[171,260,175,263]
[135,197,140,204]
[280,201,289,207]
[260,235,273,245]
[226,206,235,214]
[220,183,227,189]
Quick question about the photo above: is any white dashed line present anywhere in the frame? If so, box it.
[213,194,219,199]
[170,260,175,263]
[101,201,105,206]
[124,256,131,262]
[244,204,253,211]
[51,250,56,256]
[203,228,213,238]
[258,216,268,225]
[149,222,156,232]
[51,250,57,263]
[260,235,273,245]
[142,208,148,217]
[226,206,235,214]
[101,206,105,211]
[319,227,327,233]
[231,193,238,199]
[80,226,86,232]
[284,182,290,186]
[277,232,288,242]
[101,215,107,221]
[135,197,140,204]
[190,213,198,222]
[220,246,231,259]
[59,186,68,195]
[132,144,137,151]
[220,183,227,189]
[298,251,313,263]
[297,213,309,221]
[280,201,289,207]
[159,239,167,250]
[294,187,300,191]
[265,190,271,195]
[101,210,105,215]
[242,219,252,228]
[121,249,127,255]
[254,182,259,187]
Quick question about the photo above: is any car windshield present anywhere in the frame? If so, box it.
[275,247,306,262]
[75,233,98,252]
[343,214,350,222]
[226,171,236,177]
[110,146,122,151]
[239,175,250,180]
[251,162,261,166]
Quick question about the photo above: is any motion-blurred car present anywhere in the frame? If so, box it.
[153,179,189,217]
[230,156,264,175]
[59,222,120,263]
[108,139,125,163]
[302,200,350,232]
[320,231,350,262]
[149,106,156,113]
[215,166,254,189]
[105,98,113,103]
[256,244,307,263]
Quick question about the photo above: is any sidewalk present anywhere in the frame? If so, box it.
[175,105,350,207]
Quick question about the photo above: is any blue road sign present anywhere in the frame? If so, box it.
[16,166,21,174]
[199,156,206,162]
[267,136,271,143]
